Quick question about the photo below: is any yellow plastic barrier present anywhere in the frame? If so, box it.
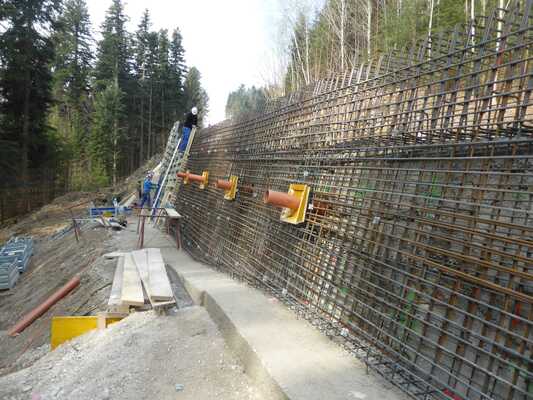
[50,315,123,350]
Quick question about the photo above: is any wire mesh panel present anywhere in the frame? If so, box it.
[174,2,533,399]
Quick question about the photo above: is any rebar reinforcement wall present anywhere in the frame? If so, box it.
[174,3,532,400]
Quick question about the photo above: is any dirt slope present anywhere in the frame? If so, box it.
[0,307,265,400]
[0,225,117,375]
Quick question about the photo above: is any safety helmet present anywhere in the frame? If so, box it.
[191,107,198,115]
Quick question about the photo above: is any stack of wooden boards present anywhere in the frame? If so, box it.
[107,248,175,313]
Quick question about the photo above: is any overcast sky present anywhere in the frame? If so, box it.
[87,0,286,125]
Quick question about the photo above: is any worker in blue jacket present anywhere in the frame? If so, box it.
[139,171,157,209]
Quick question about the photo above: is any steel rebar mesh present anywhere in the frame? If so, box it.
[174,2,533,399]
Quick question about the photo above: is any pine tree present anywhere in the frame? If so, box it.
[133,9,151,163]
[132,10,162,159]
[0,0,62,181]
[50,0,93,188]
[93,0,130,91]
[225,85,267,120]
[183,67,209,127]
[89,83,125,186]
[169,28,187,122]
[157,29,173,147]
[92,0,131,183]
[53,0,92,107]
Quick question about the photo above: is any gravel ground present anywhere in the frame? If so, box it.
[0,307,265,400]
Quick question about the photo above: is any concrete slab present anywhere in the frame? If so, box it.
[120,221,409,400]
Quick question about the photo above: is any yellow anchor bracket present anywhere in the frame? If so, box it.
[224,176,238,200]
[199,171,209,190]
[280,184,310,225]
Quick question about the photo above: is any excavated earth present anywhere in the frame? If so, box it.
[0,223,118,375]
[0,308,265,400]
[0,157,159,375]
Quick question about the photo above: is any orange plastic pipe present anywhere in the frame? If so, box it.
[7,276,81,336]
[188,173,205,183]
[264,190,300,210]
[216,179,232,190]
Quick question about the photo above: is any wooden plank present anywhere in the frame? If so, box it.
[108,256,124,308]
[164,208,181,218]
[131,249,153,300]
[151,299,176,308]
[120,253,145,307]
[146,248,174,301]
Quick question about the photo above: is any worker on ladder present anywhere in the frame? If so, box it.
[178,106,198,153]
[139,171,157,209]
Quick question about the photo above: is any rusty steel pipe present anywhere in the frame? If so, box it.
[263,190,300,210]
[216,179,232,190]
[7,276,81,336]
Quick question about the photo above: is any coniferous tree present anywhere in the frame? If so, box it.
[225,85,267,120]
[145,31,159,157]
[89,83,125,186]
[157,29,172,148]
[133,9,151,163]
[50,0,93,188]
[183,67,209,127]
[53,0,92,107]
[93,0,130,91]
[92,0,131,184]
[0,0,62,181]
[169,28,187,122]
[0,0,200,214]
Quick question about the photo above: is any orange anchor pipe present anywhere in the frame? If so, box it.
[216,179,232,190]
[263,190,300,210]
[177,171,206,184]
[188,173,205,183]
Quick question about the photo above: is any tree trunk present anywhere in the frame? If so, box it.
[340,0,345,71]
[428,0,434,57]
[161,86,165,151]
[113,117,118,186]
[367,0,372,59]
[21,22,32,183]
[140,90,144,163]
[148,83,153,158]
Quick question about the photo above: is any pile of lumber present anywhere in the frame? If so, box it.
[107,248,175,313]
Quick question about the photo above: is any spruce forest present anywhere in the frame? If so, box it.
[0,0,208,201]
